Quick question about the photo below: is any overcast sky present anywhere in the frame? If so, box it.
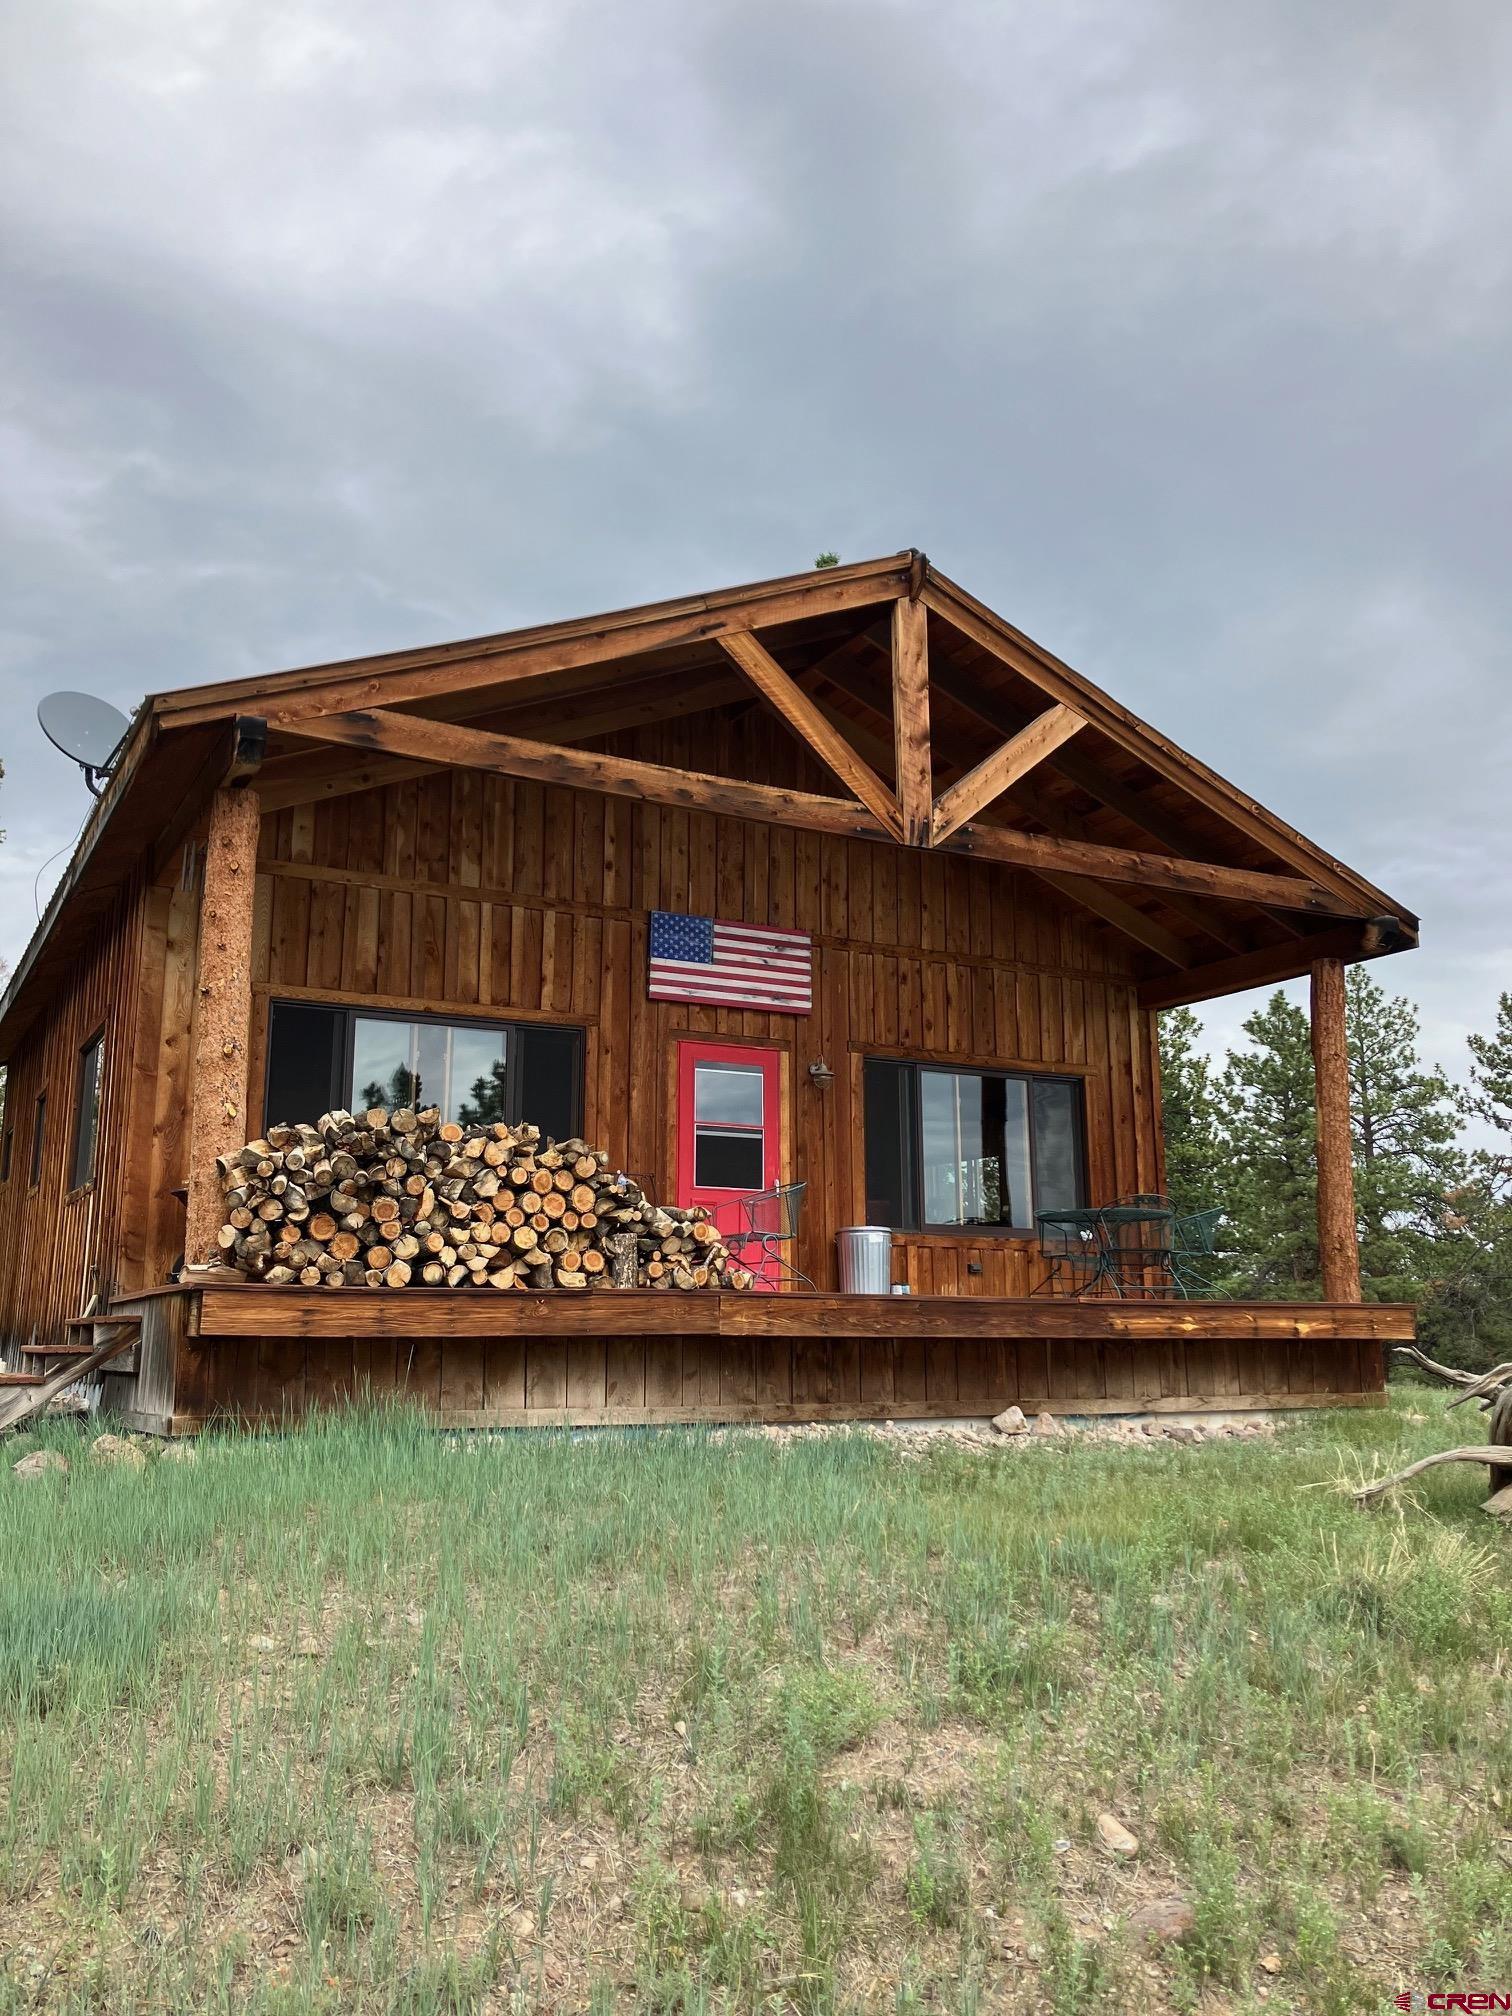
[2,0,1508,1094]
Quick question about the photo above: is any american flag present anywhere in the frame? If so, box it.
[648,911,813,1013]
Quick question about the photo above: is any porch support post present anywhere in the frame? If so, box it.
[184,785,262,1267]
[1310,957,1361,1302]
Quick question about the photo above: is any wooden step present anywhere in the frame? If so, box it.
[0,1372,46,1387]
[29,1343,99,1359]
[65,1313,140,1332]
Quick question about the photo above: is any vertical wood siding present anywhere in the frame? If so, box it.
[247,711,1164,1293]
[0,872,168,1349]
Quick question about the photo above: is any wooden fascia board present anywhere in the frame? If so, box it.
[718,630,903,837]
[153,557,913,732]
[0,705,158,1056]
[930,702,1085,844]
[922,574,1418,930]
[1138,918,1414,1010]
[278,708,899,843]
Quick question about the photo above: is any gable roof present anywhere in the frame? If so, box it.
[0,551,1416,1053]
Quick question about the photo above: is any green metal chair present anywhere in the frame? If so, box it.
[1171,1208,1223,1298]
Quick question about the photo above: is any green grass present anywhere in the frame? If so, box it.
[0,1387,1508,2012]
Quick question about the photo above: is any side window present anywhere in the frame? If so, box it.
[71,1030,105,1189]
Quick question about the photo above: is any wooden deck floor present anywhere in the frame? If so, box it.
[102,1284,1412,1434]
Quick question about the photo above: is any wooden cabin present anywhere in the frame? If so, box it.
[0,552,1417,1432]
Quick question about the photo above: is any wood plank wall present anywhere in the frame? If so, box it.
[0,872,168,1350]
[250,711,1166,1293]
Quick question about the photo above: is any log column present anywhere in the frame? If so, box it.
[184,786,262,1266]
[1310,958,1361,1302]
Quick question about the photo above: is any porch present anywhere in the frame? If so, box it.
[104,1282,1412,1435]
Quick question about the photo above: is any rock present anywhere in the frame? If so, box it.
[90,1433,147,1470]
[13,1448,69,1480]
[1259,1952,1283,1974]
[1165,1421,1201,1445]
[992,1405,1029,1436]
[1096,1812,1139,1857]
[160,1440,199,1463]
[1128,1896,1195,1944]
[1033,1411,1064,1437]
[1483,1484,1512,1520]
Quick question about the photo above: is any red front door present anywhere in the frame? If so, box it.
[676,1041,783,1288]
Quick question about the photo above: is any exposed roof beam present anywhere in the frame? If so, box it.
[719,631,903,838]
[939,822,1370,915]
[1033,874,1195,969]
[797,679,1194,969]
[1139,917,1413,1011]
[922,573,1416,927]
[930,703,1085,845]
[258,667,749,813]
[278,708,897,844]
[925,657,1277,946]
[805,654,1244,958]
[891,597,932,846]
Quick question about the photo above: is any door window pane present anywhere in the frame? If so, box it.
[694,1063,765,1127]
[694,1131,765,1190]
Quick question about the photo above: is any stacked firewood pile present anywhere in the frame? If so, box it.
[212,1108,754,1292]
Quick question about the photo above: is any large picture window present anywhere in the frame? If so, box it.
[863,1059,1084,1233]
[265,1003,584,1143]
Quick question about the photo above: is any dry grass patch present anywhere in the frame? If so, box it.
[1,1390,1509,2012]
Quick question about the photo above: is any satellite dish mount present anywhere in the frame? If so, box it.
[37,692,132,797]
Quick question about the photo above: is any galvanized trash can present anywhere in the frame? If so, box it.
[836,1225,893,1294]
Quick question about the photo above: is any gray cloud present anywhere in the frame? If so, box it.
[2,0,1508,1094]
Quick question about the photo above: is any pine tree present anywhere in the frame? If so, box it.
[1215,991,1320,1296]
[1157,1007,1226,1218]
[1465,991,1512,1190]
[1345,968,1463,1299]
[1418,994,1512,1370]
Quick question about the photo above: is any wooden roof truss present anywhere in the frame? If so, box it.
[0,550,1418,1051]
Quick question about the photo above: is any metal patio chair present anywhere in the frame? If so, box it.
[1101,1193,1181,1298]
[1171,1207,1223,1299]
[720,1181,814,1290]
[1033,1207,1112,1298]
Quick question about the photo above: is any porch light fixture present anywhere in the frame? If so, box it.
[807,1057,835,1090]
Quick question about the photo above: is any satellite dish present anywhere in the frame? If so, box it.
[37,692,131,796]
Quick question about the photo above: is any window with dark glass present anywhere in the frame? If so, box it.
[29,1092,46,1187]
[264,1002,583,1141]
[862,1060,1084,1232]
[691,1059,766,1189]
[70,1031,104,1189]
